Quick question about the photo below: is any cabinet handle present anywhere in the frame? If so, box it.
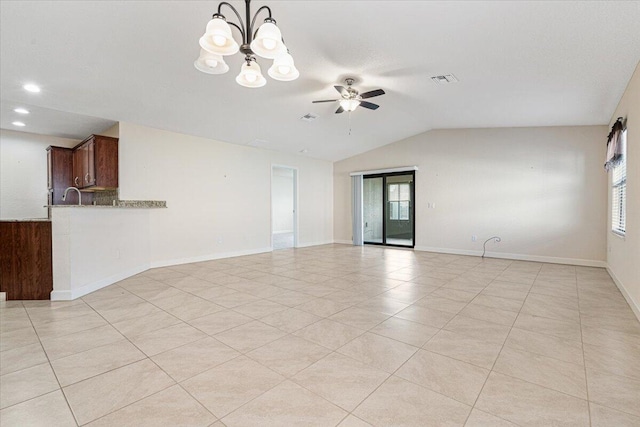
[74,176,79,185]
[85,173,90,183]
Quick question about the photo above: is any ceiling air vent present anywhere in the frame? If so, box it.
[300,113,318,122]
[431,74,459,84]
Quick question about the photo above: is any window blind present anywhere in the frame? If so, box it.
[611,130,627,235]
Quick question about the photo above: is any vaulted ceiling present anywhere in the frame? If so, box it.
[1,1,639,160]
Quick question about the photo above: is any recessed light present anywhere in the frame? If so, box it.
[12,121,26,127]
[299,148,309,153]
[23,83,41,93]
[14,108,30,114]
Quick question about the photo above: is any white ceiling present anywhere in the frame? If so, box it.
[0,100,116,140]
[1,1,639,161]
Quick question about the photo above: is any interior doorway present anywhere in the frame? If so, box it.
[363,171,415,247]
[271,165,297,250]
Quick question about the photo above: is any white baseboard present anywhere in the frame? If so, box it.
[51,264,150,301]
[296,240,335,248]
[150,247,273,269]
[414,246,607,268]
[333,240,353,245]
[607,266,640,322]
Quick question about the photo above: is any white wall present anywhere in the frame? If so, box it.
[607,61,640,318]
[272,167,294,233]
[334,125,608,266]
[51,207,151,300]
[0,129,78,219]
[118,122,333,266]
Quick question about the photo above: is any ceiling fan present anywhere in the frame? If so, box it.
[312,78,385,114]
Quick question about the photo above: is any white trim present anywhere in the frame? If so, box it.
[150,247,273,268]
[607,266,640,322]
[296,240,335,248]
[334,239,353,245]
[273,230,294,235]
[51,246,276,300]
[0,292,6,301]
[413,246,607,267]
[51,264,150,301]
[350,166,418,176]
[50,290,73,301]
[271,164,299,250]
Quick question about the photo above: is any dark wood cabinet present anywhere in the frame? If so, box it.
[0,221,53,300]
[72,135,118,190]
[72,145,84,188]
[47,146,78,205]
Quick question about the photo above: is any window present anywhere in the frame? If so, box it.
[389,183,410,220]
[611,129,627,236]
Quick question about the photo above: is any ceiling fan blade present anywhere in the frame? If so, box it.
[335,106,345,114]
[334,86,348,97]
[312,99,338,103]
[359,101,380,110]
[360,89,386,99]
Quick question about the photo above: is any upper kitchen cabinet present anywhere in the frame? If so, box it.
[47,146,77,205]
[72,135,118,190]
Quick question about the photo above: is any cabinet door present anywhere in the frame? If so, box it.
[47,149,53,190]
[93,136,118,188]
[86,139,96,186]
[73,148,84,188]
[47,147,74,205]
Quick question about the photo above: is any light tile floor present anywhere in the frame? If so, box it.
[1,244,640,426]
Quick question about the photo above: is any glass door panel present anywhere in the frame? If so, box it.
[363,177,383,244]
[385,174,414,247]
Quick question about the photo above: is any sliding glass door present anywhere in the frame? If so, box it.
[363,177,384,243]
[363,172,415,248]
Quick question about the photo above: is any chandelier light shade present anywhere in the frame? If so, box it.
[236,61,266,88]
[268,52,299,81]
[195,0,298,87]
[250,21,286,59]
[194,49,230,74]
[199,17,240,55]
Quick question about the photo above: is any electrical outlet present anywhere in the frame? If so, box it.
[471,235,477,242]
[115,250,120,259]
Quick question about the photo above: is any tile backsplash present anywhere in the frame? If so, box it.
[93,189,119,205]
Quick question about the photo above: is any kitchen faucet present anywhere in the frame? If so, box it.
[62,187,82,206]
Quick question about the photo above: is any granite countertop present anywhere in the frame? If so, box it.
[46,200,167,209]
[0,218,51,222]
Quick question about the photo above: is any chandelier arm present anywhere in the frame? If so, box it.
[227,21,245,40]
[249,6,273,42]
[217,2,247,42]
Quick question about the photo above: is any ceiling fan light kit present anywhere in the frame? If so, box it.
[195,0,299,87]
[340,99,361,112]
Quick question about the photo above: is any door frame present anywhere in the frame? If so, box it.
[270,164,299,249]
[363,170,415,248]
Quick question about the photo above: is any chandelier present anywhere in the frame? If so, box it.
[194,0,299,88]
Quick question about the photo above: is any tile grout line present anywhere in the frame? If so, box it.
[21,302,81,427]
[461,260,541,425]
[343,259,515,423]
[576,266,593,427]
[5,248,635,425]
